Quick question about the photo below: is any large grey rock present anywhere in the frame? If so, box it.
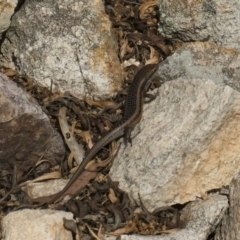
[0,73,65,173]
[110,76,240,210]
[0,0,122,99]
[158,0,240,50]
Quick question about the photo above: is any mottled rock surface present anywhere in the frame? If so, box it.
[159,42,240,92]
[1,209,73,240]
[111,76,240,210]
[158,0,240,50]
[0,0,122,99]
[24,179,68,199]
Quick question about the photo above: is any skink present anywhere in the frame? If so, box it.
[52,63,160,202]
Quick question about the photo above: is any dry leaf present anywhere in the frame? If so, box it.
[95,173,107,183]
[145,46,160,65]
[34,159,55,167]
[71,120,78,135]
[59,107,85,165]
[139,1,158,20]
[31,171,62,183]
[85,98,117,108]
[108,188,118,204]
[85,223,102,240]
[3,68,17,77]
[108,221,136,235]
[79,130,93,149]
[120,38,129,60]
[67,151,75,169]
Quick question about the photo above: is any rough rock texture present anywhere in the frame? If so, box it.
[24,179,68,199]
[0,73,65,172]
[159,42,240,92]
[1,209,73,240]
[0,0,122,99]
[215,173,240,239]
[0,0,17,39]
[158,0,240,50]
[110,76,240,210]
[119,195,228,240]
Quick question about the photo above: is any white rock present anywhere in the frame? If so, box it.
[1,209,73,240]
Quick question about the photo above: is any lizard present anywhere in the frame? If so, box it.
[46,63,160,203]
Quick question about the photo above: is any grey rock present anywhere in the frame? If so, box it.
[119,195,228,240]
[0,73,65,173]
[0,0,17,39]
[158,0,240,50]
[215,172,240,240]
[110,76,240,210]
[159,42,240,92]
[24,179,68,200]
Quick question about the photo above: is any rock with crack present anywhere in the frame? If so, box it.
[0,0,122,99]
[110,75,240,210]
[215,172,240,239]
[119,194,228,240]
[0,72,65,174]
